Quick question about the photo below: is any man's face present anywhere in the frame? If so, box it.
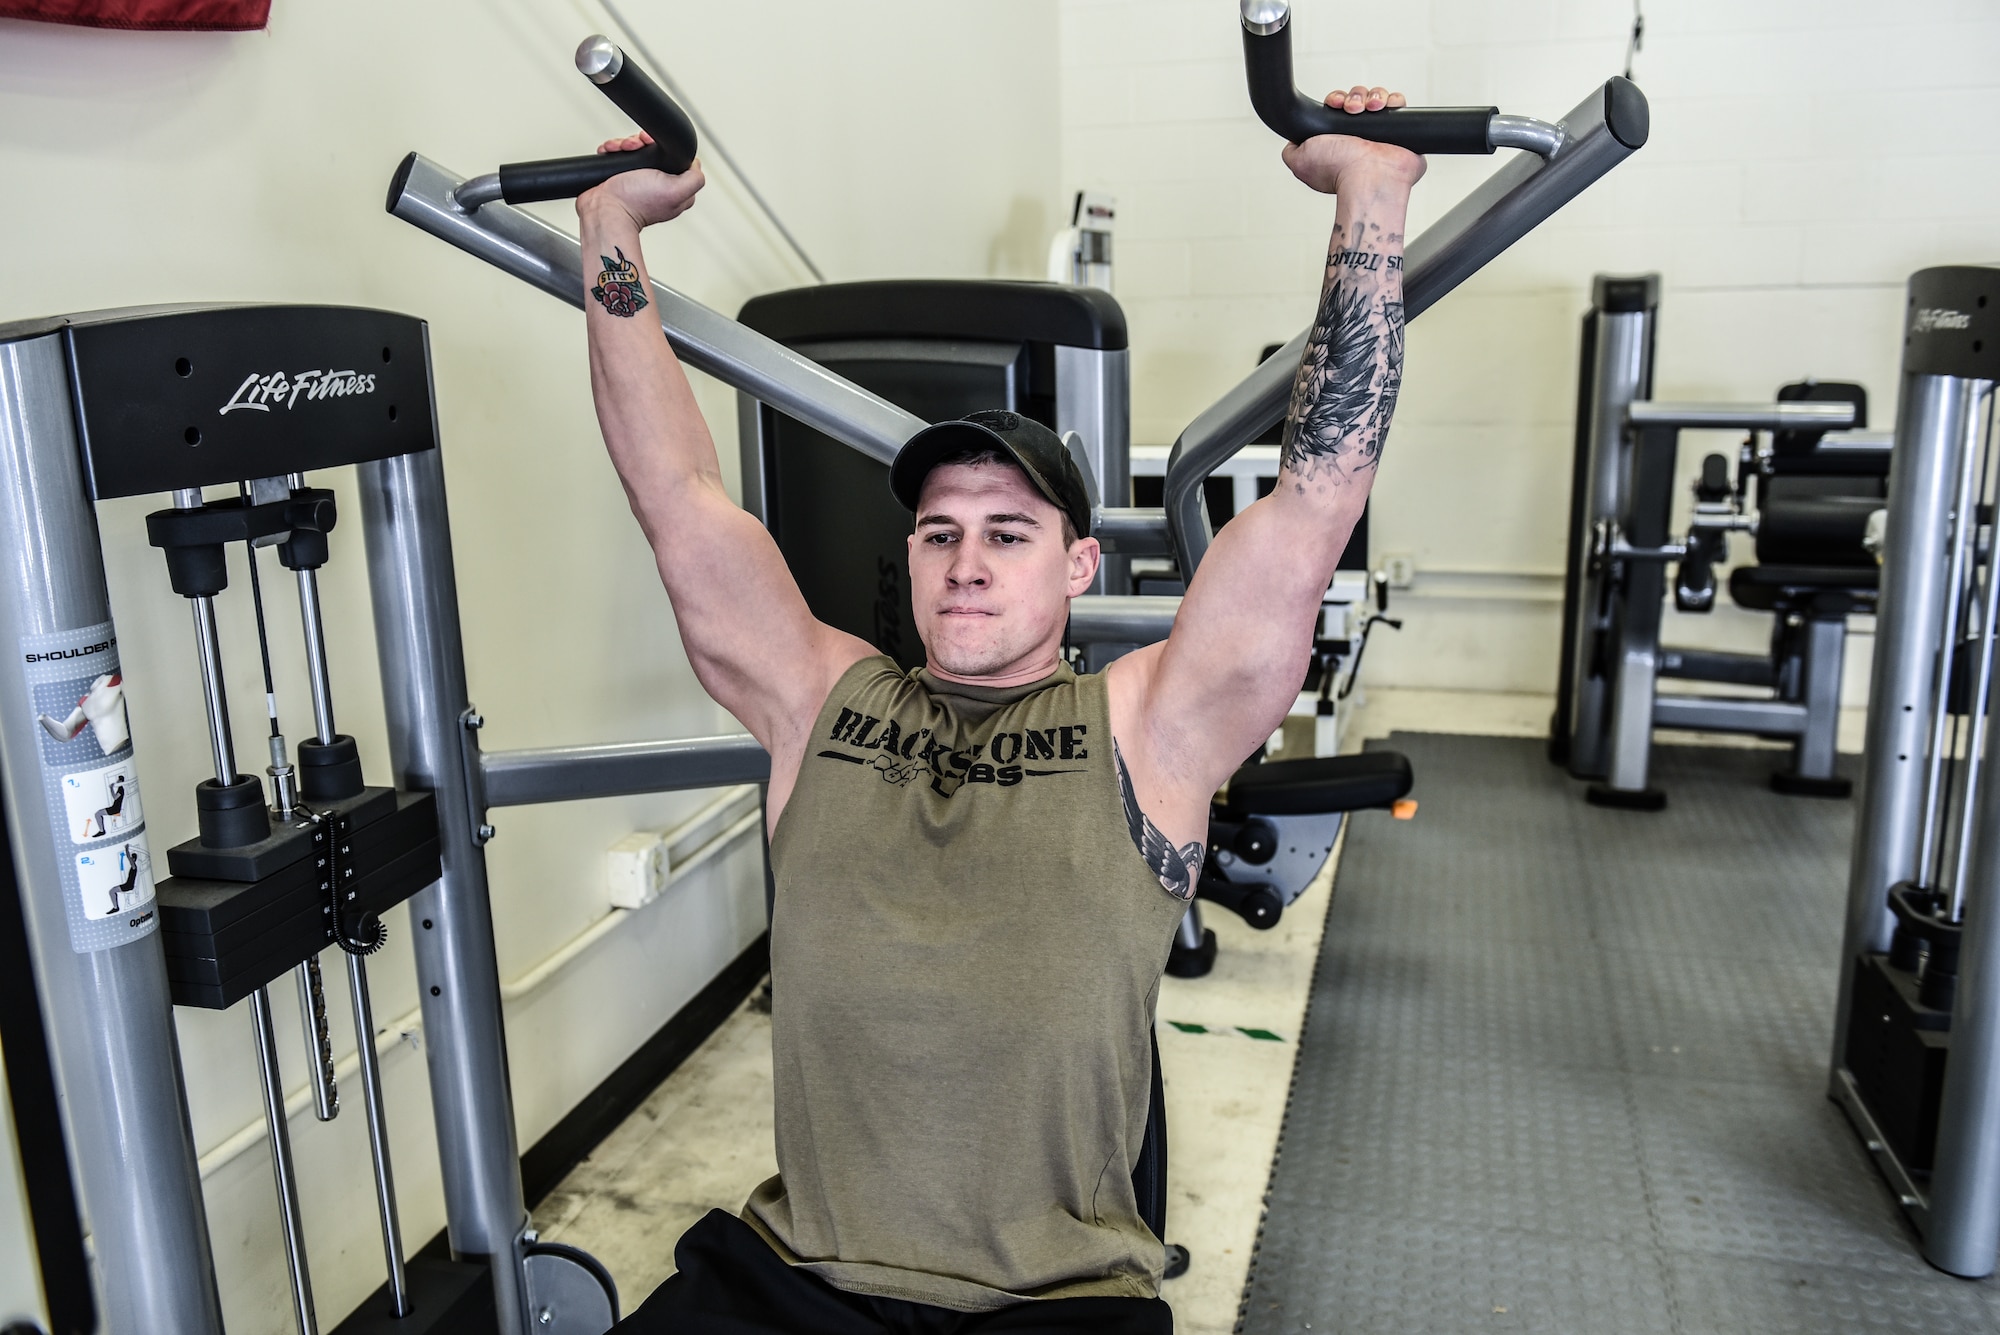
[908,461,1099,679]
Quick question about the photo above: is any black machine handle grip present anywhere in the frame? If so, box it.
[1242,1,1497,154]
[494,34,699,206]
[497,144,684,206]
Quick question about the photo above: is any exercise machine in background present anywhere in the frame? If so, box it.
[1047,190,1116,293]
[1830,265,2000,1279]
[1550,273,1889,808]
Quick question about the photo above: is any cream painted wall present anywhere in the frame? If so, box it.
[0,0,1059,1327]
[1061,0,2000,695]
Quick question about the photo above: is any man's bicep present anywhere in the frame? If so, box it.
[653,489,874,744]
[1144,495,1354,788]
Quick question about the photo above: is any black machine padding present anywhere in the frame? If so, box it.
[1770,380,1874,470]
[1754,490,1884,567]
[1729,564,1877,616]
[740,280,1128,352]
[1222,751,1414,817]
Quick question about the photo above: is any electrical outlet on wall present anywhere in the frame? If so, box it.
[607,833,666,909]
[1382,553,1416,588]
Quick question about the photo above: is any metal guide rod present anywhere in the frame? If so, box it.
[346,952,411,1316]
[297,567,338,744]
[1164,74,1648,576]
[289,469,340,745]
[286,463,408,1307]
[386,154,922,468]
[249,985,319,1335]
[188,596,237,784]
[174,488,239,785]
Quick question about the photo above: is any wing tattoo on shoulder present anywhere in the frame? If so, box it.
[1116,741,1205,902]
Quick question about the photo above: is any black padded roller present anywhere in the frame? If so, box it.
[1243,20,1495,154]
[1755,495,1883,567]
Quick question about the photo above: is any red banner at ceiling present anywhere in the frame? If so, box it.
[0,0,268,29]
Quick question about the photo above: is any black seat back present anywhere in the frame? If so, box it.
[1737,379,1886,607]
[1767,380,1875,478]
[738,281,1125,668]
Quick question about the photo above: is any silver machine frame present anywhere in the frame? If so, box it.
[1554,273,1879,805]
[0,2,1646,1330]
[1829,265,2000,1278]
[389,4,1645,980]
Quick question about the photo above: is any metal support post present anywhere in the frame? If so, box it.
[0,332,223,1332]
[1835,374,1982,1064]
[1591,423,1680,806]
[1792,617,1848,782]
[1055,345,1132,598]
[358,439,532,1333]
[1559,280,1656,778]
[1927,384,2000,1277]
[1175,904,1205,952]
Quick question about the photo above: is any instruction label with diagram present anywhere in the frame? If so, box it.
[20,621,157,952]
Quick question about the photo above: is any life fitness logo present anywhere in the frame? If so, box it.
[219,368,379,415]
[1913,308,1973,334]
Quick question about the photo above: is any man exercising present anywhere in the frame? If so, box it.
[582,84,1422,1335]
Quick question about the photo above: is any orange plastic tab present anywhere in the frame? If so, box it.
[1391,798,1418,820]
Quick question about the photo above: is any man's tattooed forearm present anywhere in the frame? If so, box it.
[591,247,649,318]
[1281,226,1405,484]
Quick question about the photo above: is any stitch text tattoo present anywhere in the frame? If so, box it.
[591,248,649,318]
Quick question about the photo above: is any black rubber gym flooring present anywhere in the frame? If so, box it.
[1235,732,2000,1335]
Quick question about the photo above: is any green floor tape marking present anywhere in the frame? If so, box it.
[1163,1021,1287,1042]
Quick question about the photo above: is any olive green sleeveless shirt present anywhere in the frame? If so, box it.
[744,655,1189,1311]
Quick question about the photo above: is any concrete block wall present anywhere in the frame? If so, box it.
[1061,0,2000,695]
